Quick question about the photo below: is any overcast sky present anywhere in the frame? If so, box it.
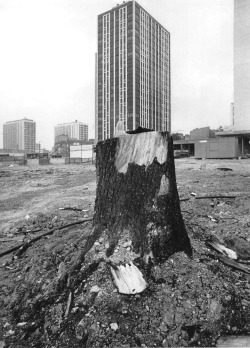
[0,0,233,150]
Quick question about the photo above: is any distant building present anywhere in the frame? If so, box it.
[171,133,184,141]
[173,126,250,159]
[0,148,26,157]
[3,118,36,153]
[234,0,250,130]
[96,1,171,142]
[231,102,235,127]
[190,127,215,140]
[52,133,93,158]
[35,143,49,154]
[35,143,41,153]
[54,121,88,143]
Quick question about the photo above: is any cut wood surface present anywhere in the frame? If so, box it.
[115,131,168,173]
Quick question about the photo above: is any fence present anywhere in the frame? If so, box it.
[65,157,92,164]
[0,156,27,165]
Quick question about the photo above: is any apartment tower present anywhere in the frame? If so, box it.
[3,118,36,153]
[234,0,250,130]
[54,121,88,143]
[96,0,171,141]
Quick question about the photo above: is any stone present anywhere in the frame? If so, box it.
[175,307,183,324]
[71,307,79,313]
[76,319,89,340]
[208,300,221,320]
[173,332,179,344]
[162,338,169,347]
[57,262,66,280]
[181,339,188,347]
[110,323,119,331]
[241,299,250,306]
[16,322,27,327]
[51,325,60,334]
[90,285,100,293]
[163,305,175,326]
[122,241,132,248]
[50,303,63,326]
[6,330,14,336]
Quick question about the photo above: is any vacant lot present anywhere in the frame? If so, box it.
[0,158,250,347]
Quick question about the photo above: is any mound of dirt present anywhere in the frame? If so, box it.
[1,223,249,348]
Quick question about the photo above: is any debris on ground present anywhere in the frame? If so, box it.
[0,159,250,347]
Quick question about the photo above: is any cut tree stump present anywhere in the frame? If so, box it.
[93,128,192,293]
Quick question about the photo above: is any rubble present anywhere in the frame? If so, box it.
[0,160,250,347]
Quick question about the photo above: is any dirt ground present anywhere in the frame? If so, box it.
[0,158,250,347]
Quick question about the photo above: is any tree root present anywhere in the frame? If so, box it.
[0,217,93,259]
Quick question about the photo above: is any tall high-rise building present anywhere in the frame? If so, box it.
[234,0,250,130]
[54,121,88,143]
[96,0,171,142]
[3,118,36,153]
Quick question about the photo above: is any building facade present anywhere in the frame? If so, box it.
[54,121,88,143]
[234,0,250,130]
[96,0,171,142]
[3,118,36,153]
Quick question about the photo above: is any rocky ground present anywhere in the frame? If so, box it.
[0,158,250,347]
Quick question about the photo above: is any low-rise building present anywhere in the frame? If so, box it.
[173,127,250,159]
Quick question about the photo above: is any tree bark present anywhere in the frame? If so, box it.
[93,129,192,267]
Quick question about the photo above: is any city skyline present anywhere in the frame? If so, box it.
[0,0,233,149]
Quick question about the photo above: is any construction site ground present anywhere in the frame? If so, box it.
[0,158,250,347]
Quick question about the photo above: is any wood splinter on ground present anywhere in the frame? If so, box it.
[208,240,238,260]
[93,126,192,294]
[110,262,147,294]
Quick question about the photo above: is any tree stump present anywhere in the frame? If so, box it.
[93,129,192,294]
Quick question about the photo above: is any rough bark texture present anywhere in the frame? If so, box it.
[93,130,192,263]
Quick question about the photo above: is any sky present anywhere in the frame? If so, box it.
[0,0,233,150]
